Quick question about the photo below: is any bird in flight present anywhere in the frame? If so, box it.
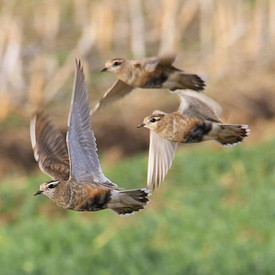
[137,90,250,189]
[30,60,150,216]
[92,55,206,113]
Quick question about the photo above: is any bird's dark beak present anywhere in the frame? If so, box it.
[34,190,43,196]
[137,123,145,128]
[101,67,107,72]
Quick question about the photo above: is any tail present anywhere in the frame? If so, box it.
[108,189,151,216]
[211,124,250,146]
[172,72,206,92]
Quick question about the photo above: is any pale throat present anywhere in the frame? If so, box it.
[122,63,136,84]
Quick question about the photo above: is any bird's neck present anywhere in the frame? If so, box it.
[155,113,183,141]
[119,62,136,84]
[52,182,71,209]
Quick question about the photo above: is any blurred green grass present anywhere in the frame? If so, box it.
[0,140,274,275]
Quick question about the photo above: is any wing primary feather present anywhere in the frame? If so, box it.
[67,60,115,186]
[147,131,178,189]
[30,111,70,181]
[92,80,133,113]
[30,115,38,160]
[176,90,222,122]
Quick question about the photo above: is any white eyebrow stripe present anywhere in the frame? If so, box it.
[47,180,59,186]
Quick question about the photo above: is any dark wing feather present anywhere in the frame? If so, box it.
[67,60,115,186]
[30,112,70,181]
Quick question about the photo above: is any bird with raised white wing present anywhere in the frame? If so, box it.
[30,60,150,216]
[137,90,250,189]
[92,55,206,113]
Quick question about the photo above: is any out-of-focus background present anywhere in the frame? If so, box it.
[0,0,274,274]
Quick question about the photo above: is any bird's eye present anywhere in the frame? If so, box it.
[113,61,121,67]
[48,184,55,189]
[150,118,157,123]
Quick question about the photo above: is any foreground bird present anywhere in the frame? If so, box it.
[93,55,206,112]
[30,60,150,215]
[137,90,250,189]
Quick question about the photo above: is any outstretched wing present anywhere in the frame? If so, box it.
[147,131,178,189]
[67,60,115,186]
[92,79,133,113]
[137,54,176,72]
[30,112,70,181]
[176,90,222,122]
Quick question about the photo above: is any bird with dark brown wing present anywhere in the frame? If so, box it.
[92,55,206,113]
[31,60,151,216]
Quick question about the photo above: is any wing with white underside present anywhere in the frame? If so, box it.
[176,90,222,122]
[147,130,178,189]
[67,60,115,186]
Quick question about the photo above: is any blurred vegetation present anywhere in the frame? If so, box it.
[1,0,275,115]
[0,1,274,274]
[0,141,275,274]
[0,0,274,175]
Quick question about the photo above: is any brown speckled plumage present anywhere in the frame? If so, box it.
[138,90,250,189]
[31,60,150,216]
[93,55,206,113]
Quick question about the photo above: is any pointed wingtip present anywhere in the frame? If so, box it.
[30,115,37,151]
[91,102,100,115]
[147,181,157,192]
[73,58,86,93]
[75,59,85,77]
[75,58,81,66]
[30,110,46,151]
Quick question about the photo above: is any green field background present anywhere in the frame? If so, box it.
[0,140,274,275]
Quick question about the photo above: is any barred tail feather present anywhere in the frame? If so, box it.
[178,73,206,92]
[108,189,151,216]
[214,124,250,146]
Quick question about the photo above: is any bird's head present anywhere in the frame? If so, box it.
[137,111,166,132]
[34,180,61,199]
[101,58,126,74]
